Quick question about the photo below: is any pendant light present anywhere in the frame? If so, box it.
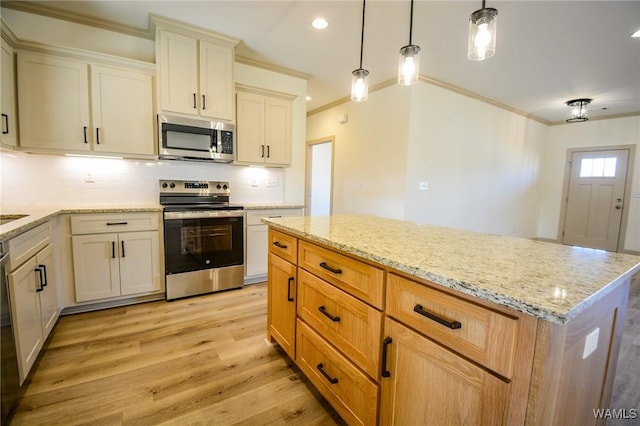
[565,98,591,122]
[468,0,498,61]
[351,0,369,102]
[398,0,420,86]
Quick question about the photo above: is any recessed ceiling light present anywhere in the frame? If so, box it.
[312,18,328,30]
[305,96,312,101]
[632,28,640,38]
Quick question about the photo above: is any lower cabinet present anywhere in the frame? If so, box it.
[267,252,297,359]
[70,213,162,303]
[7,223,58,384]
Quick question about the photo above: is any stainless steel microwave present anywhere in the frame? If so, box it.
[158,114,235,163]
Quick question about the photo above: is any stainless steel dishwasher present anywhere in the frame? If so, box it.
[1,241,20,423]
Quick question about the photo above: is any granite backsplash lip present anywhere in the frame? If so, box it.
[0,205,163,241]
[263,214,640,324]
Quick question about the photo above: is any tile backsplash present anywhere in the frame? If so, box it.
[0,151,285,206]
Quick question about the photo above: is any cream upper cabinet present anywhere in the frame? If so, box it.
[236,87,294,166]
[17,51,155,157]
[1,39,18,148]
[157,28,234,121]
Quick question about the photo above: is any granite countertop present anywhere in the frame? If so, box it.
[0,205,162,241]
[262,214,640,324]
[242,203,305,210]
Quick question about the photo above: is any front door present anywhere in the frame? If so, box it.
[562,149,629,251]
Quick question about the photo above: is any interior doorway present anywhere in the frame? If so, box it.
[560,147,633,252]
[305,137,334,216]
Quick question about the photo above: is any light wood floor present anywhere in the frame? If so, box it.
[9,283,344,425]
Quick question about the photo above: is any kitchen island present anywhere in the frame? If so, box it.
[263,214,640,425]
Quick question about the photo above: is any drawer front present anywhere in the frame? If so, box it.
[296,320,378,426]
[298,269,382,379]
[70,213,159,235]
[8,222,51,270]
[298,241,385,309]
[268,229,297,264]
[386,273,518,378]
[246,208,303,226]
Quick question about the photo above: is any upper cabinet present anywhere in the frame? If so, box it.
[1,38,18,149]
[236,86,294,167]
[154,16,238,122]
[16,50,155,158]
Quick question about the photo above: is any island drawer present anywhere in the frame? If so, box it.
[268,229,297,264]
[386,273,518,378]
[70,213,159,235]
[296,320,378,426]
[298,241,385,309]
[298,269,382,380]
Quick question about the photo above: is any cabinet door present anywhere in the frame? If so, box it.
[1,40,18,148]
[236,90,265,163]
[246,225,268,278]
[264,96,291,165]
[267,253,297,359]
[7,257,43,384]
[36,244,58,340]
[119,231,162,296]
[158,30,198,115]
[199,41,233,121]
[91,65,154,156]
[380,318,509,426]
[17,52,90,151]
[72,233,120,302]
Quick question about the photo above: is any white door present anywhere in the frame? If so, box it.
[236,90,265,163]
[199,41,233,121]
[36,244,59,340]
[562,149,629,251]
[158,30,198,116]
[72,233,121,302]
[306,139,333,216]
[119,231,161,296]
[264,96,291,165]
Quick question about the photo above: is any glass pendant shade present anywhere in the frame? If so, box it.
[398,45,421,86]
[351,68,370,102]
[467,7,498,61]
[566,98,591,123]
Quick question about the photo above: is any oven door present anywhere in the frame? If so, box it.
[163,210,244,275]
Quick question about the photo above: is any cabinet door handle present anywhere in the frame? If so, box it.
[121,241,126,258]
[106,222,128,226]
[111,241,116,259]
[2,113,8,134]
[381,337,392,378]
[266,145,270,158]
[261,145,265,158]
[202,94,206,110]
[319,262,342,274]
[193,93,197,109]
[35,268,45,292]
[287,277,294,302]
[38,264,48,287]
[413,304,462,329]
[83,126,88,144]
[96,128,101,144]
[273,241,287,249]
[318,305,340,322]
[316,363,338,384]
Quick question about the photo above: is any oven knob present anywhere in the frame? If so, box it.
[216,184,222,190]
[223,184,228,190]
[170,182,176,189]
[161,182,168,188]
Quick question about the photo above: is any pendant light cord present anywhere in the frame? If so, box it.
[408,0,414,45]
[359,0,366,69]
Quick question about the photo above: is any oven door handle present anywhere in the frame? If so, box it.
[164,210,244,220]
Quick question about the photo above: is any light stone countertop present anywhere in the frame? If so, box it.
[242,203,305,210]
[0,205,162,241]
[262,214,640,324]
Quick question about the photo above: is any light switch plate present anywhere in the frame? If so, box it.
[582,327,599,359]
[419,182,429,191]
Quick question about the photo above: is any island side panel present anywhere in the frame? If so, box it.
[526,278,630,425]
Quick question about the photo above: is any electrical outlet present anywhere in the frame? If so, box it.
[582,327,599,359]
[267,178,279,188]
[419,182,429,191]
[84,173,94,183]
[251,178,258,187]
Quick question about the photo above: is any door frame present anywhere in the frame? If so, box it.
[557,144,636,252]
[305,136,335,216]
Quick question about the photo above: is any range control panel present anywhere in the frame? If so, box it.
[159,180,230,195]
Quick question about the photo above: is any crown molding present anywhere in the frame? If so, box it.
[549,111,640,126]
[235,55,310,81]
[1,0,153,39]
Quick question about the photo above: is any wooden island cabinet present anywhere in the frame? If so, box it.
[265,215,640,426]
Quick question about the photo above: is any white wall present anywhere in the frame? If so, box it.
[306,85,411,219]
[538,116,640,252]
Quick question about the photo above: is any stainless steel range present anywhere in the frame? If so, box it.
[160,180,244,300]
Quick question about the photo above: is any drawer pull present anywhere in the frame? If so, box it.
[35,268,45,292]
[111,241,116,259]
[381,337,392,378]
[39,264,48,287]
[287,277,295,302]
[106,222,128,226]
[319,262,342,274]
[413,304,462,330]
[318,305,340,322]
[273,241,288,249]
[316,363,339,384]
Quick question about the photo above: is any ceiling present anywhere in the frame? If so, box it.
[6,1,640,123]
